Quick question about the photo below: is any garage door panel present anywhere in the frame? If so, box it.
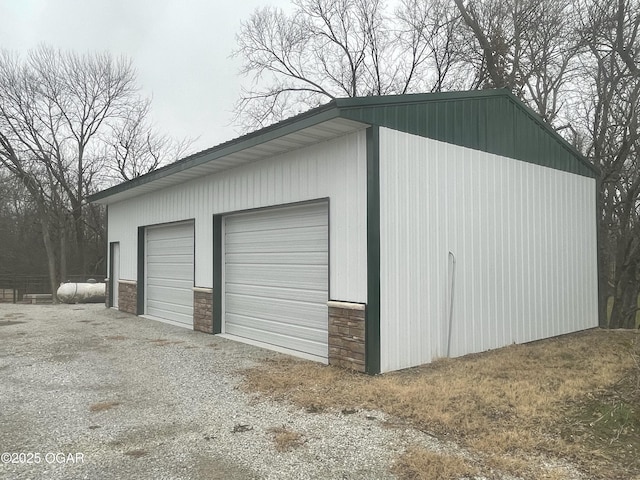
[146,303,193,325]
[225,251,327,265]
[147,277,193,289]
[225,228,327,253]
[226,312,326,342]
[148,237,193,251]
[225,207,327,233]
[226,264,327,290]
[147,265,193,281]
[147,284,193,302]
[146,221,194,326]
[148,254,194,265]
[225,202,328,359]
[225,320,327,358]
[147,298,193,316]
[226,293,327,329]
[226,283,326,303]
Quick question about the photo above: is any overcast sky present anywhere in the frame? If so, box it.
[0,0,291,153]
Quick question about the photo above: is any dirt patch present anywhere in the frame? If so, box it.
[148,338,185,346]
[105,335,127,341]
[268,426,306,452]
[89,401,121,412]
[0,320,26,326]
[241,329,639,479]
[124,449,148,458]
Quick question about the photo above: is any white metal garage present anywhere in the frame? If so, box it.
[146,221,194,327]
[93,90,599,374]
[223,202,329,360]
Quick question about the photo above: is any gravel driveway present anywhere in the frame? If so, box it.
[0,304,438,480]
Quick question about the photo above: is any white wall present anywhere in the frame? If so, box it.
[108,130,368,303]
[379,127,598,372]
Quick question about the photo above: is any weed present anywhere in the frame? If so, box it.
[268,426,305,452]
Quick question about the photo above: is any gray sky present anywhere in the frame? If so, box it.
[0,0,290,153]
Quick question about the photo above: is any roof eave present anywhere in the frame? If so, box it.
[89,100,344,204]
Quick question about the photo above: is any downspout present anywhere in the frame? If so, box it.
[446,251,456,357]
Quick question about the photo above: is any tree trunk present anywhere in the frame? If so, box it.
[40,216,59,303]
[72,203,86,274]
[60,221,67,283]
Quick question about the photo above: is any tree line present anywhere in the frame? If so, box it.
[234,0,640,329]
[0,47,189,299]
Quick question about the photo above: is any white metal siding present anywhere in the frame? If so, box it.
[107,131,367,304]
[379,127,598,373]
[146,221,194,326]
[224,202,329,359]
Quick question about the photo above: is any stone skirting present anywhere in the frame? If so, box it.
[105,278,110,308]
[118,281,137,315]
[328,301,366,372]
[193,288,213,333]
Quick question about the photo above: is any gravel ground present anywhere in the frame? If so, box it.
[0,303,449,480]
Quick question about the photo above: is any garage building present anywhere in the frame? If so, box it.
[90,90,599,374]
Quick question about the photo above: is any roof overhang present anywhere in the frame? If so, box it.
[90,106,368,205]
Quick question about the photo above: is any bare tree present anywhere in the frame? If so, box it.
[234,0,463,129]
[452,0,582,123]
[105,98,192,181]
[0,46,189,300]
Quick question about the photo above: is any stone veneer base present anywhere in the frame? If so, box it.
[118,281,137,315]
[328,301,366,372]
[193,288,213,333]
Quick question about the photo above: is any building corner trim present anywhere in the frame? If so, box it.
[366,126,381,375]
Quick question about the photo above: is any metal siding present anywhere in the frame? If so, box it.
[379,127,598,373]
[107,130,367,304]
[224,202,328,359]
[146,221,195,326]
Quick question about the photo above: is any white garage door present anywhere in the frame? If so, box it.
[224,202,328,360]
[146,221,194,327]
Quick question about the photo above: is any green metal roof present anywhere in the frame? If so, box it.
[334,90,596,177]
[89,89,596,204]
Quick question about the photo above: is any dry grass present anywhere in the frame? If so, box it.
[392,448,479,480]
[267,426,306,452]
[241,329,639,479]
[89,401,120,412]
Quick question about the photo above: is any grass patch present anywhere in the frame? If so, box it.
[268,426,306,452]
[89,401,120,412]
[241,329,639,479]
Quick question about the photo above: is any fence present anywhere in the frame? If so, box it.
[0,274,106,303]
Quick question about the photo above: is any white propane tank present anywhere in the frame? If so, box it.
[57,282,106,304]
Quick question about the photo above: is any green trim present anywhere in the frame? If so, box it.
[136,227,145,315]
[366,126,381,375]
[108,242,116,307]
[212,215,222,334]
